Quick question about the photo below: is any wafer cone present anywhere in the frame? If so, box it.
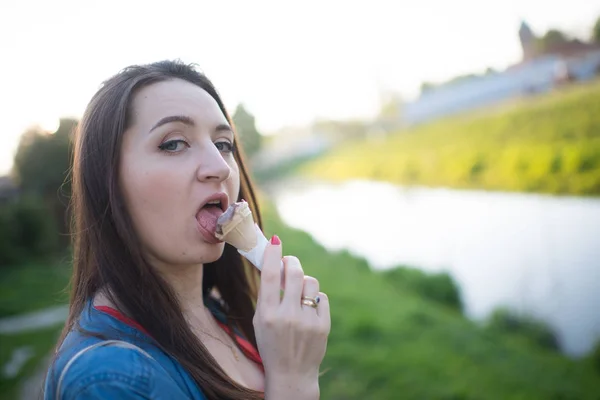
[216,201,283,275]
[215,202,257,251]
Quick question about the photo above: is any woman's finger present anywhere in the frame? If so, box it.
[281,256,305,308]
[301,276,320,311]
[316,292,330,330]
[258,235,283,309]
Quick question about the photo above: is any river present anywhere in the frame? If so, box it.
[269,179,600,357]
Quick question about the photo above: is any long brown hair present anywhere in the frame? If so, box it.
[58,60,264,399]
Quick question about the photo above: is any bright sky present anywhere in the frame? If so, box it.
[1,0,599,175]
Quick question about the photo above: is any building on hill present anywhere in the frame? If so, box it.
[517,20,600,63]
[403,21,600,125]
[513,20,600,83]
[519,21,538,62]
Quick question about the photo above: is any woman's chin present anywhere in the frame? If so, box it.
[158,238,226,265]
[194,241,226,264]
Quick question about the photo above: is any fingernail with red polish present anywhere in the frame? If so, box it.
[270,235,281,245]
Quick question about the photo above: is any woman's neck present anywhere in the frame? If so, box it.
[159,263,206,312]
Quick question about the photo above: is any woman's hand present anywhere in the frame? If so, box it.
[253,235,331,400]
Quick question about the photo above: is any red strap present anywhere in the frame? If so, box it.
[95,306,151,337]
[215,320,264,369]
[94,306,263,369]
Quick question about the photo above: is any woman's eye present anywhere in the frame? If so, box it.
[158,139,189,152]
[215,141,235,153]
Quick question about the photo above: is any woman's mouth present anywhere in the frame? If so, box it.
[196,202,225,243]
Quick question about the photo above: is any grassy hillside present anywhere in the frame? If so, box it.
[300,80,600,196]
[1,205,599,399]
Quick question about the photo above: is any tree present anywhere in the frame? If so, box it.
[593,16,600,43]
[537,29,568,52]
[13,118,75,196]
[543,29,568,43]
[420,72,483,95]
[232,104,262,158]
[420,82,436,94]
[12,118,77,245]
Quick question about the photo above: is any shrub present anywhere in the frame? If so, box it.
[589,340,600,374]
[486,308,560,351]
[382,267,463,312]
[0,196,59,267]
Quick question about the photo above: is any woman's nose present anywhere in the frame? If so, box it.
[196,143,232,182]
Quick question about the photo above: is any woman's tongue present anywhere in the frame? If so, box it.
[197,206,223,235]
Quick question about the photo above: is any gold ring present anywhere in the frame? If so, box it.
[301,296,320,309]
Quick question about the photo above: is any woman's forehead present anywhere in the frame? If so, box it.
[130,79,227,128]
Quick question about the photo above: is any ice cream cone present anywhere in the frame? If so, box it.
[216,201,283,275]
[220,213,257,251]
[215,202,257,251]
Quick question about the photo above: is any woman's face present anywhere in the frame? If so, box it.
[119,78,240,268]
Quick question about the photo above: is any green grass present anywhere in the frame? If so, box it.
[301,80,600,196]
[260,204,600,399]
[0,260,70,318]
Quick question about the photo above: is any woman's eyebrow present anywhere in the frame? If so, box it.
[149,115,195,133]
[215,124,233,134]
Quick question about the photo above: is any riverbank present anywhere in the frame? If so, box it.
[299,80,600,196]
[261,203,600,399]
[2,204,599,399]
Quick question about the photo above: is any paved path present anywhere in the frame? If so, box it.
[0,305,68,334]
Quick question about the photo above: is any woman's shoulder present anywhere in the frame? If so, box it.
[45,337,194,399]
[47,338,150,398]
[45,332,204,399]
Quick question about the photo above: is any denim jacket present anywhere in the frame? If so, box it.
[44,298,261,399]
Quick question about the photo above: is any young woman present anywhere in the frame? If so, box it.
[44,60,330,399]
